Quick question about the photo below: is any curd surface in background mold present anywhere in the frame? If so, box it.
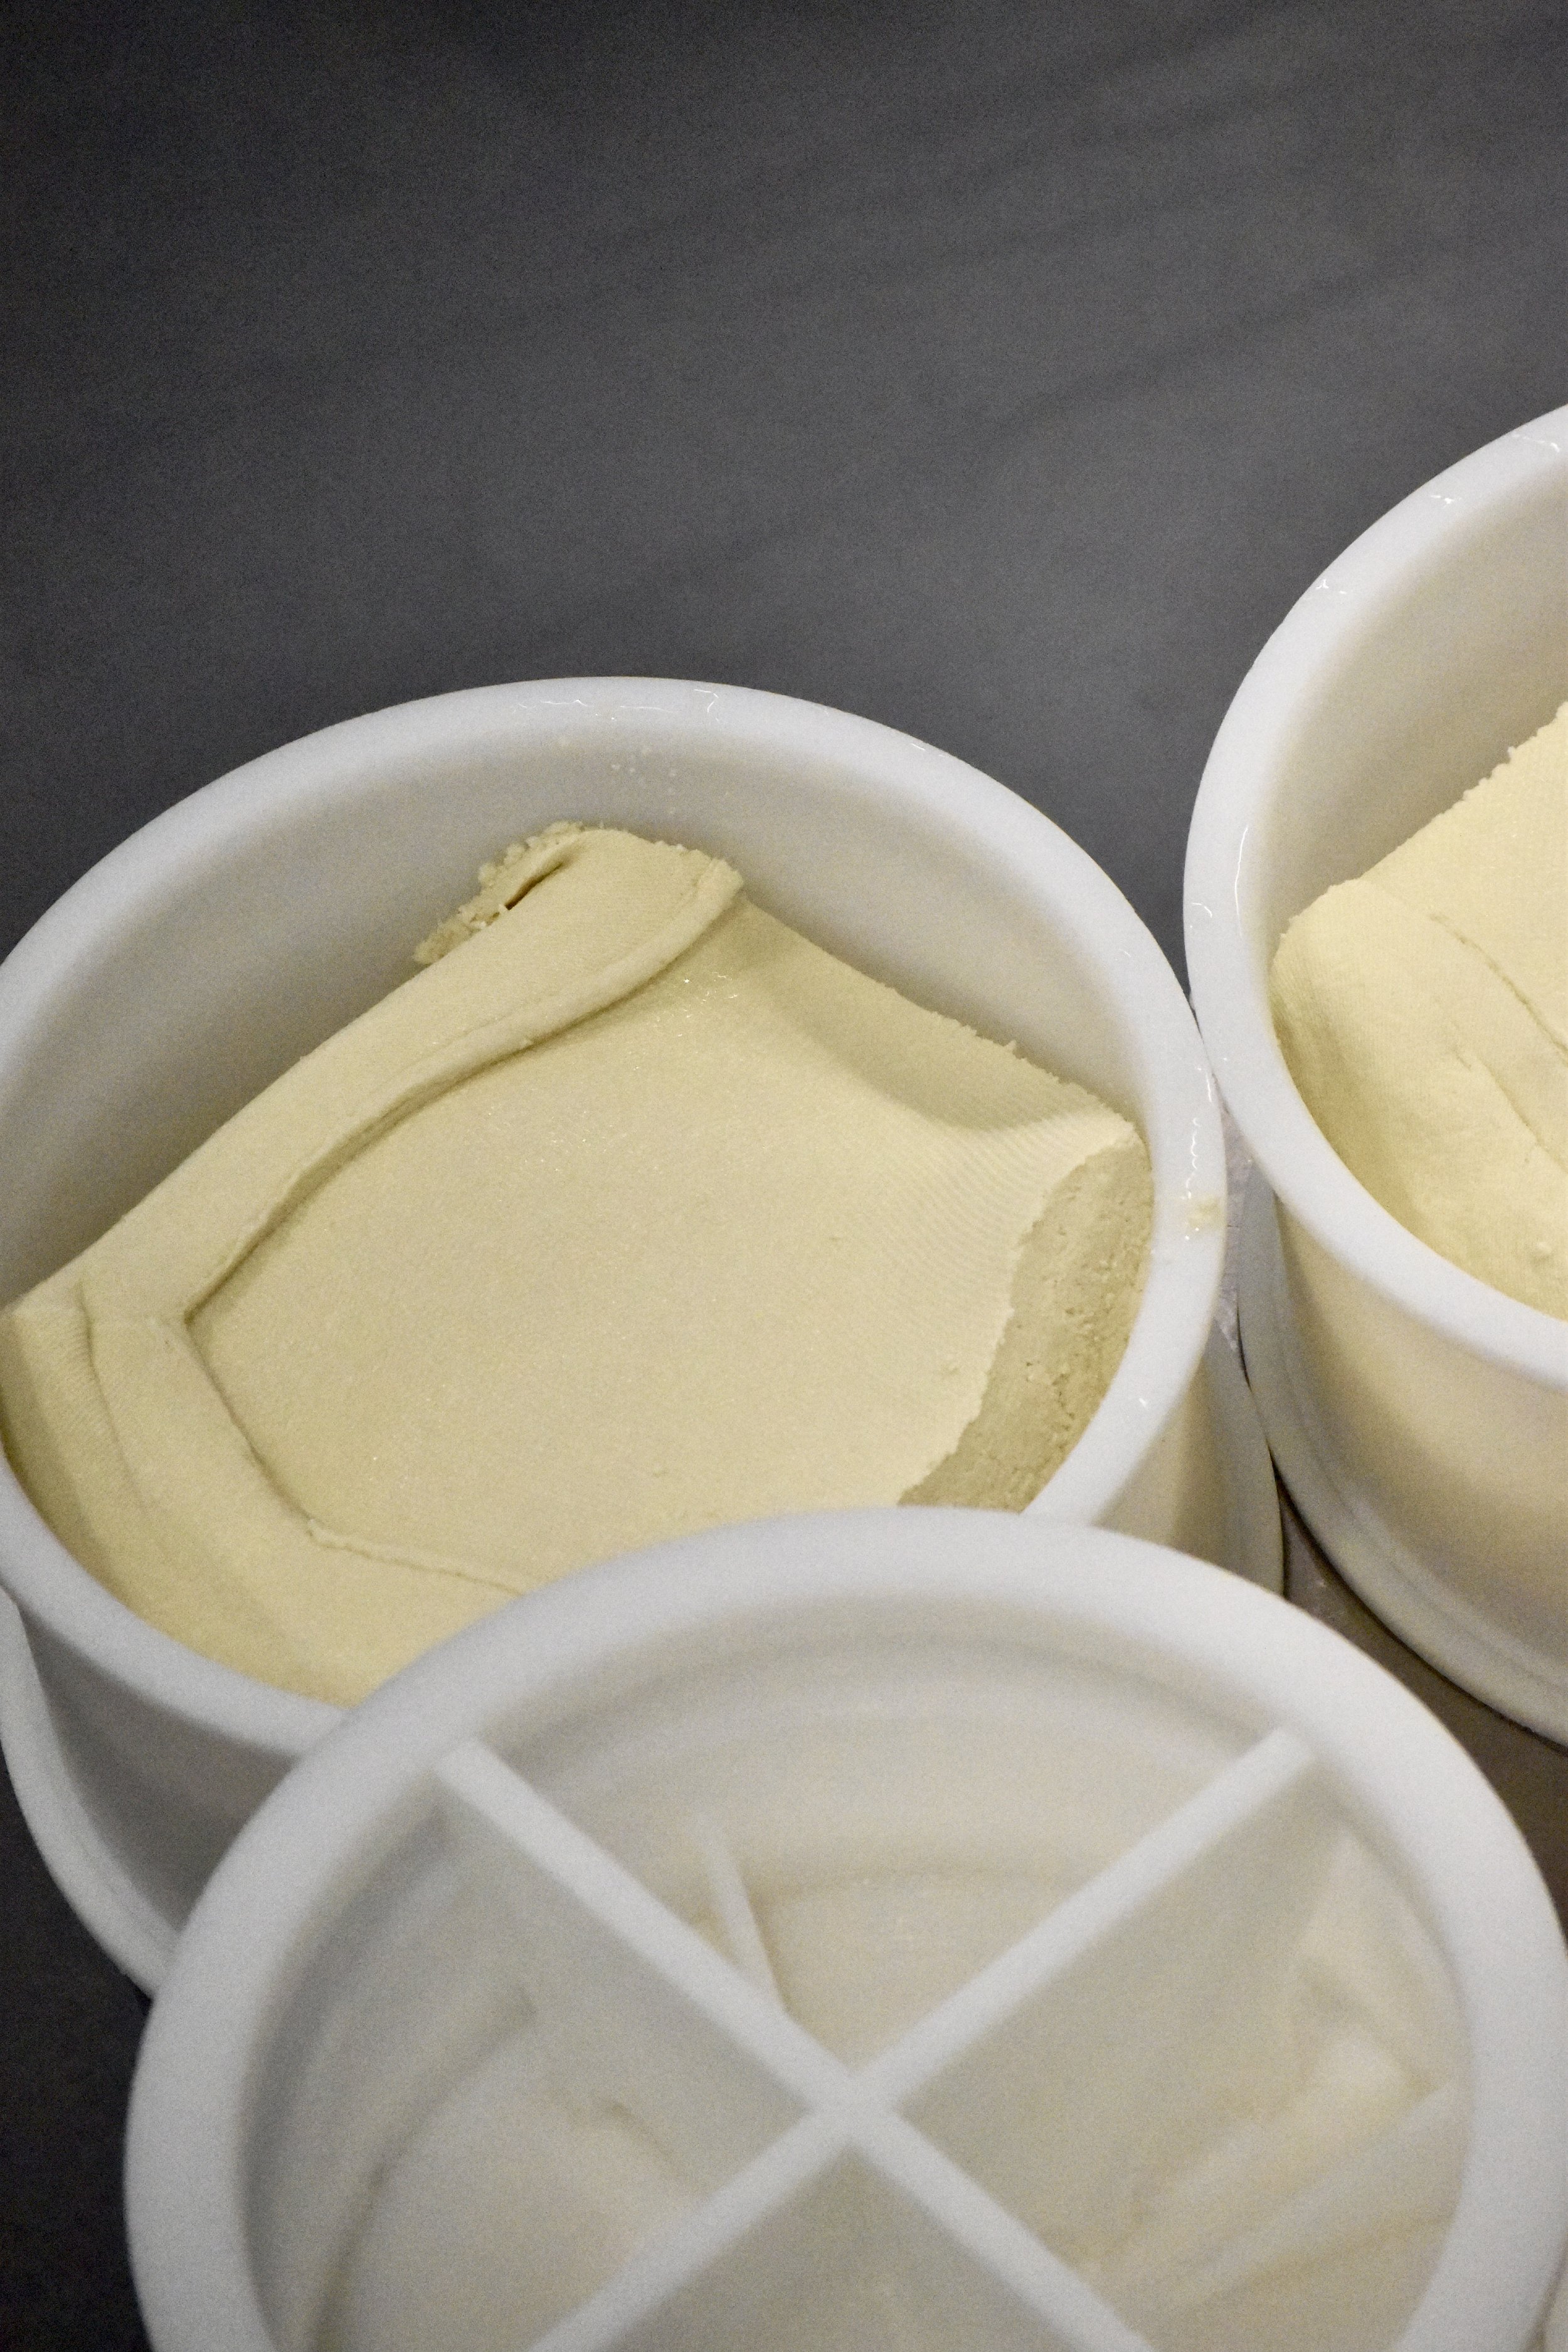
[1271,703,1567,1318]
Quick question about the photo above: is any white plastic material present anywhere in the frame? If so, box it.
[125,1513,1568,2352]
[0,679,1268,1986]
[1184,412,1568,1739]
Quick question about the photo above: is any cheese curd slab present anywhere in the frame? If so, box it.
[1271,703,1568,1319]
[0,824,1152,1704]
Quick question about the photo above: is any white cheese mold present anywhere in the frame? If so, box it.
[1185,412,1568,1742]
[0,680,1269,1986]
[124,1513,1568,2352]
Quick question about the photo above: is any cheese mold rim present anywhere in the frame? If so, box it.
[0,677,1231,1974]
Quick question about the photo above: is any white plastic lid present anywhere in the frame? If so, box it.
[125,1512,1568,2352]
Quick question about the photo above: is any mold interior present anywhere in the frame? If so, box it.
[242,1623,1466,2352]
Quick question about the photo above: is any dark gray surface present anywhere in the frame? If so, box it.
[2,3,1564,2344]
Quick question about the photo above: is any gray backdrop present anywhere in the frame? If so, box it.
[3,2,1564,2343]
